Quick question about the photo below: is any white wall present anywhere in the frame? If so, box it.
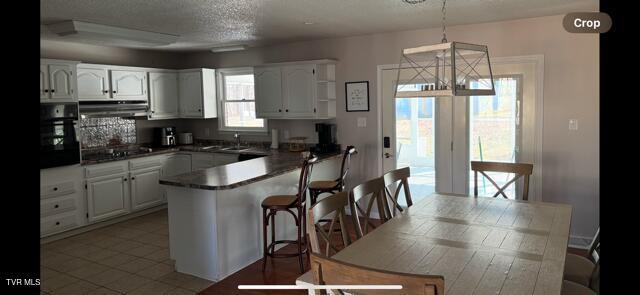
[180,14,600,240]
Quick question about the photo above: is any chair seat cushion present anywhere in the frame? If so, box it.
[562,280,596,295]
[262,195,297,208]
[564,253,595,286]
[309,180,339,190]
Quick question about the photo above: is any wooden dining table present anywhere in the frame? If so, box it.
[296,192,572,295]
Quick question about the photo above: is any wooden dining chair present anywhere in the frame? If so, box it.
[470,161,533,200]
[382,167,413,221]
[310,253,445,295]
[561,280,597,295]
[350,177,387,239]
[564,228,600,287]
[307,191,352,257]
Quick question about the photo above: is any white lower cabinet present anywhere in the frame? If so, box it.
[40,165,85,237]
[191,152,216,171]
[130,166,164,211]
[164,153,192,176]
[86,172,130,223]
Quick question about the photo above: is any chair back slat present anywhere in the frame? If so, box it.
[471,161,533,201]
[351,177,386,238]
[298,155,319,205]
[310,253,445,295]
[588,228,600,263]
[307,192,352,257]
[337,146,357,188]
[382,167,413,220]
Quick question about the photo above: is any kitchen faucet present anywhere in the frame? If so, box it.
[234,133,240,149]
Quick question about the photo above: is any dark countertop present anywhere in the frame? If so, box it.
[159,150,342,190]
[80,145,271,165]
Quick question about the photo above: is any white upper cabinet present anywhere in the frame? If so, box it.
[179,69,217,119]
[149,71,179,119]
[253,60,336,119]
[40,64,49,100]
[76,64,147,102]
[111,70,147,101]
[283,64,316,118]
[41,59,78,103]
[254,67,283,118]
[77,65,110,100]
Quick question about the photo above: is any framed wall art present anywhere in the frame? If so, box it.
[345,81,369,112]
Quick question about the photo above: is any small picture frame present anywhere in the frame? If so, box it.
[345,81,369,112]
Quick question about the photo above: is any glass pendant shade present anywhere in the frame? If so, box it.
[394,42,495,97]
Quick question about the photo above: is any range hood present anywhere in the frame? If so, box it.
[79,101,149,118]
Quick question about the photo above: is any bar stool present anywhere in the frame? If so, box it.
[261,155,318,273]
[308,146,357,205]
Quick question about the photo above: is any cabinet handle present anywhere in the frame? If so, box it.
[55,222,60,226]
[152,111,155,113]
[51,89,55,93]
[44,89,49,93]
[53,187,58,191]
[131,177,136,180]
[113,90,117,94]
[54,205,59,209]
[285,109,289,112]
[278,109,282,112]
[124,178,128,181]
[103,90,109,93]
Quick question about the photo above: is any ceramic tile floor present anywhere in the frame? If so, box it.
[40,209,213,295]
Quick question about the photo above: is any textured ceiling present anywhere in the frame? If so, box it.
[40,0,599,52]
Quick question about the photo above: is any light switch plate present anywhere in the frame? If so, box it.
[357,117,367,128]
[569,119,578,130]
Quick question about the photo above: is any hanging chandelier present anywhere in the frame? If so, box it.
[394,0,495,97]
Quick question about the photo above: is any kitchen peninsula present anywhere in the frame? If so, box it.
[159,149,341,281]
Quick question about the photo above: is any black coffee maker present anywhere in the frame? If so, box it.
[312,123,339,153]
[153,127,177,147]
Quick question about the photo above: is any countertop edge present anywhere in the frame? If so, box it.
[159,153,342,190]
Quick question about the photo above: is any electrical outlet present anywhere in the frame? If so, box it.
[569,119,578,131]
[357,117,367,128]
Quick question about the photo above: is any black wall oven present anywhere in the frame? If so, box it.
[40,103,80,169]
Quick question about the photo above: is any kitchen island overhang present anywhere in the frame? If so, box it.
[160,151,342,281]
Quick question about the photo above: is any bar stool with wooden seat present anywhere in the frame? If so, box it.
[261,155,318,273]
[308,146,357,205]
[381,166,414,221]
[471,161,534,200]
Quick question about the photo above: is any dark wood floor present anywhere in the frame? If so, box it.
[199,218,590,295]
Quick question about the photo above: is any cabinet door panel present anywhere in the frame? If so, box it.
[149,72,179,119]
[179,71,204,117]
[254,67,283,118]
[40,64,49,100]
[130,168,164,211]
[111,70,148,101]
[77,66,110,100]
[164,154,192,177]
[283,65,315,118]
[49,64,75,101]
[86,174,129,222]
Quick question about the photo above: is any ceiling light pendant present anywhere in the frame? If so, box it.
[394,0,495,97]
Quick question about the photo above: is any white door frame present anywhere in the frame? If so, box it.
[376,54,545,201]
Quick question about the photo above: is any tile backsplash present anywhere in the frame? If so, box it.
[80,117,137,148]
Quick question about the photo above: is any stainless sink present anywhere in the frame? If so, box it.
[221,146,250,151]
